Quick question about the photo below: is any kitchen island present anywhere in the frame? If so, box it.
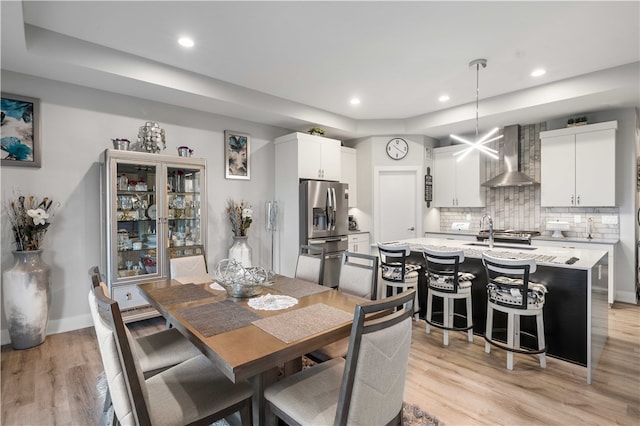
[387,237,608,384]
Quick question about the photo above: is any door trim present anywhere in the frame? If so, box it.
[373,166,423,243]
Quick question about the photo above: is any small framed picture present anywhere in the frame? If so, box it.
[1,93,41,168]
[224,130,250,180]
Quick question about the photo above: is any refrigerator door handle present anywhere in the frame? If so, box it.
[331,187,337,230]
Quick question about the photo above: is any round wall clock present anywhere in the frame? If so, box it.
[386,138,408,160]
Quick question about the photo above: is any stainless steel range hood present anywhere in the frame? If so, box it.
[481,125,539,187]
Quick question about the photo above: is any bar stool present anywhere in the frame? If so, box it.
[422,247,475,346]
[482,253,548,370]
[377,242,421,319]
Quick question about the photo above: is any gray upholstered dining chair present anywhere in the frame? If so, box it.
[294,244,325,285]
[306,251,378,363]
[169,254,208,282]
[88,284,254,426]
[264,289,415,426]
[89,266,202,413]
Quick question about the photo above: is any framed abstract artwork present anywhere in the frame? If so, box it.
[224,130,250,180]
[1,93,41,168]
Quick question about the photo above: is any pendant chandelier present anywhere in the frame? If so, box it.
[451,58,502,161]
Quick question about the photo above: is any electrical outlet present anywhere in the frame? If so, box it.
[602,215,618,225]
[466,214,472,221]
[574,215,581,224]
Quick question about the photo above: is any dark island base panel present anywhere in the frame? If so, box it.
[408,253,588,367]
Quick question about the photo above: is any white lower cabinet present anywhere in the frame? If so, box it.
[348,232,370,259]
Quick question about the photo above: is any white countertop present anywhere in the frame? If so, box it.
[533,236,619,245]
[386,237,608,271]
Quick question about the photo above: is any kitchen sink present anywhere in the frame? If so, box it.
[464,242,538,251]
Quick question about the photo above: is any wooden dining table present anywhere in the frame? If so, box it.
[138,275,367,425]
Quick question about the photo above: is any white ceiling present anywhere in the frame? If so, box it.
[2,1,639,140]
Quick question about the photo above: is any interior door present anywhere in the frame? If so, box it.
[375,168,421,243]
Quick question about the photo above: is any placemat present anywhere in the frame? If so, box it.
[177,299,261,337]
[146,284,214,306]
[252,303,353,344]
[271,277,332,298]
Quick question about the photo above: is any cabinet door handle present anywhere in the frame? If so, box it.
[408,227,415,231]
[571,195,574,205]
[577,195,580,205]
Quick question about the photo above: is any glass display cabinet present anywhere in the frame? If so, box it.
[100,149,207,322]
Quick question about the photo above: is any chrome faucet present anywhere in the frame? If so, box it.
[481,214,494,249]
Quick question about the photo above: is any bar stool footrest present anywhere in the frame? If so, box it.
[483,330,547,355]
[425,311,473,332]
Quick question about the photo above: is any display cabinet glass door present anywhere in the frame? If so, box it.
[166,166,203,256]
[114,163,160,281]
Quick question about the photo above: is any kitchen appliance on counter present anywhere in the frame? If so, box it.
[348,215,359,231]
[300,180,349,287]
[477,229,541,245]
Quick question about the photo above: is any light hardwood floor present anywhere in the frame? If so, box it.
[2,303,639,425]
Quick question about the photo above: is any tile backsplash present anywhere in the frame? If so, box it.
[439,122,620,240]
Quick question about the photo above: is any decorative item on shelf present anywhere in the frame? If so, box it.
[111,138,130,150]
[226,198,253,266]
[567,116,588,127]
[177,146,193,157]
[134,121,166,153]
[308,127,325,136]
[2,193,59,349]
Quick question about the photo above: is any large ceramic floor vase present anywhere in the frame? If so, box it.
[228,236,253,267]
[2,250,51,349]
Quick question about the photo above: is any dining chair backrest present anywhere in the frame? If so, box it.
[295,245,325,285]
[377,243,412,283]
[89,285,152,426]
[89,265,111,298]
[169,254,208,280]
[337,252,378,300]
[422,248,465,293]
[482,253,537,309]
[335,289,415,425]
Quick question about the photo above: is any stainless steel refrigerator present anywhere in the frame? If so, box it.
[299,180,349,287]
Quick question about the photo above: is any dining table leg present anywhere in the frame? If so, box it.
[249,367,279,426]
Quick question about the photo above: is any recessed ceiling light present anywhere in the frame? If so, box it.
[439,94,450,102]
[350,98,361,105]
[178,37,194,48]
[531,68,546,77]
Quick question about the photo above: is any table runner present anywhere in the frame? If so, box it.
[252,303,353,343]
[271,277,332,298]
[177,299,261,337]
[145,283,214,306]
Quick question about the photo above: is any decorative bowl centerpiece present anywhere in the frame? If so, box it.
[214,259,269,298]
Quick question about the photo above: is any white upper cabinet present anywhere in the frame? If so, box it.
[540,121,617,207]
[433,145,484,207]
[275,132,341,181]
[341,146,357,207]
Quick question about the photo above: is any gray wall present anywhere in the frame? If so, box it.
[1,71,288,343]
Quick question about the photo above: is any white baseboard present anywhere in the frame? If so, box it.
[615,290,638,305]
[1,313,94,346]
